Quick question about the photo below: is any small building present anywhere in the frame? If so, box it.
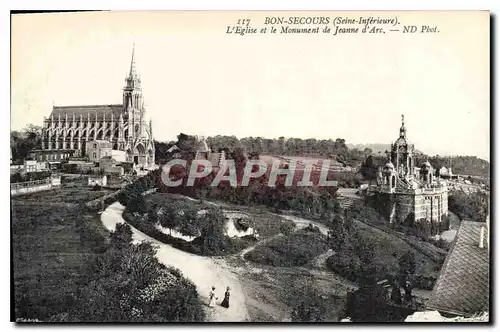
[99,156,116,170]
[86,140,113,162]
[111,149,127,163]
[439,166,454,178]
[64,160,95,173]
[343,165,354,172]
[104,166,124,177]
[29,149,74,163]
[88,174,107,187]
[23,160,47,173]
[329,160,346,172]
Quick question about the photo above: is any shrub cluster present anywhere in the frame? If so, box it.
[55,223,206,322]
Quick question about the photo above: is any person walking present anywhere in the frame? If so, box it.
[220,286,230,308]
[208,286,217,308]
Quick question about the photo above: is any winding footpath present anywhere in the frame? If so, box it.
[101,202,250,322]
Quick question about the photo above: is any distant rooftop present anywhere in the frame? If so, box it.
[426,220,489,317]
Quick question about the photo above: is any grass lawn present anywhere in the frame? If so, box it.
[325,221,441,289]
[11,203,107,320]
[12,185,116,204]
[356,222,441,277]
[237,265,349,322]
[146,192,203,207]
[244,230,330,267]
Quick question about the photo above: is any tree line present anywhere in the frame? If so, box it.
[10,125,490,179]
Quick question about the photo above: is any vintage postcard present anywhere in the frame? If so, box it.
[10,10,490,323]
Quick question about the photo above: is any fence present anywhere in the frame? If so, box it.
[10,176,62,197]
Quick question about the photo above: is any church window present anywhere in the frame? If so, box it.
[93,152,96,159]
[391,175,396,188]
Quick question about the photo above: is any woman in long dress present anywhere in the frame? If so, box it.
[208,286,217,308]
[220,286,230,308]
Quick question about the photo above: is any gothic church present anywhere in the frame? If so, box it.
[40,46,155,166]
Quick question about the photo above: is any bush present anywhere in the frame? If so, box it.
[62,221,206,323]
[326,251,362,282]
[71,240,206,322]
[303,223,321,233]
[428,237,452,251]
[91,184,102,191]
[413,274,436,290]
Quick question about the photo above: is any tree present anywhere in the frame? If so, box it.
[119,183,148,214]
[354,233,376,266]
[176,133,198,154]
[176,202,201,237]
[291,285,327,322]
[359,155,378,185]
[10,125,43,162]
[448,190,489,223]
[198,207,227,255]
[343,268,390,322]
[398,251,417,275]
[158,203,183,233]
[110,223,134,249]
[326,213,350,252]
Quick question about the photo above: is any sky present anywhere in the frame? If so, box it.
[11,11,490,160]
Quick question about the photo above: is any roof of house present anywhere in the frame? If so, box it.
[49,104,123,120]
[167,144,179,153]
[426,220,490,317]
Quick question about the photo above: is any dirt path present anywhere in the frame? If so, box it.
[312,249,334,269]
[101,202,249,322]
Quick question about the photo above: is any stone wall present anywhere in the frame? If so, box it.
[10,176,62,197]
[11,183,53,196]
[394,193,414,225]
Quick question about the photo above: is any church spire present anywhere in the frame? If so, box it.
[399,114,407,138]
[124,43,141,91]
[129,43,137,80]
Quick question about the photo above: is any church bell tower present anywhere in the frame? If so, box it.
[123,44,144,136]
[391,114,415,179]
